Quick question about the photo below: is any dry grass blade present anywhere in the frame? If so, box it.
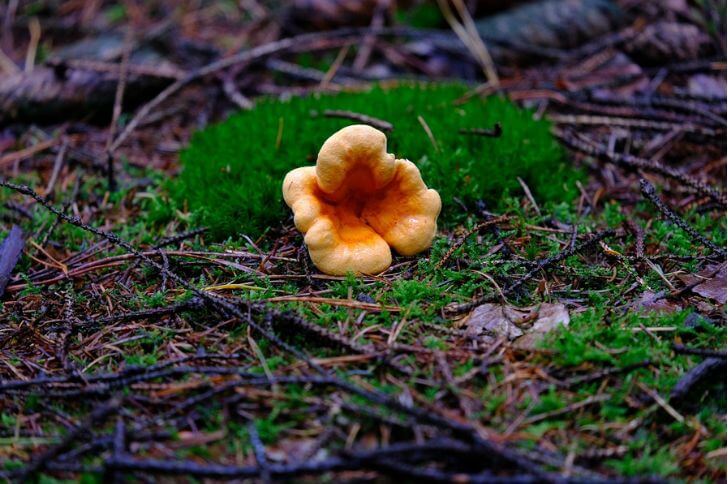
[436,0,499,87]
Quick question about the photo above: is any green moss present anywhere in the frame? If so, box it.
[544,308,692,368]
[395,2,443,28]
[606,441,680,477]
[171,83,582,239]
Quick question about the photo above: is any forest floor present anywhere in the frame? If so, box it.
[0,1,726,482]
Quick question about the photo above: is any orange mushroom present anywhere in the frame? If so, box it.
[282,125,441,275]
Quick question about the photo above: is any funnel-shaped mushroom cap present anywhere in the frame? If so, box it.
[282,125,441,276]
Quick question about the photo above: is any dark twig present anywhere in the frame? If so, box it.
[79,297,203,333]
[503,230,613,295]
[555,129,725,204]
[248,422,271,483]
[459,123,502,137]
[152,227,207,249]
[103,438,533,481]
[549,114,721,137]
[672,345,727,359]
[106,417,126,484]
[624,220,645,259]
[352,0,389,72]
[321,110,394,132]
[221,73,254,110]
[0,363,256,394]
[669,358,726,404]
[476,200,513,258]
[15,398,120,479]
[39,174,80,247]
[639,179,726,257]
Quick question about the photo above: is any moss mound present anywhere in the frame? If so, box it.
[172,83,581,239]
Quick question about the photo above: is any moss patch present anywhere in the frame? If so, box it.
[171,83,582,239]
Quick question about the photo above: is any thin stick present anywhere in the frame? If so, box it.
[517,177,541,216]
[522,394,612,426]
[417,115,439,152]
[0,138,56,168]
[44,140,68,198]
[247,422,271,482]
[636,382,687,425]
[352,0,389,72]
[563,360,652,387]
[437,0,499,87]
[16,399,120,479]
[221,74,254,110]
[322,110,393,132]
[459,123,502,137]
[320,44,350,87]
[104,27,133,191]
[672,344,726,359]
[548,114,719,137]
[23,16,40,73]
[624,220,645,259]
[46,57,183,79]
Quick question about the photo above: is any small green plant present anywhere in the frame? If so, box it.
[171,83,582,239]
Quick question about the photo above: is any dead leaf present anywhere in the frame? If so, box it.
[678,264,727,304]
[462,304,524,340]
[635,290,682,314]
[462,303,569,345]
[514,303,570,348]
[529,303,570,333]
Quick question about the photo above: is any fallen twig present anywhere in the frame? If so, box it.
[669,358,726,404]
[104,27,133,191]
[321,109,393,131]
[672,345,726,359]
[640,179,725,257]
[459,123,502,137]
[555,129,725,204]
[14,398,120,480]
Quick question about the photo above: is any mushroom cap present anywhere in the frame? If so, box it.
[282,125,441,276]
[316,124,396,197]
